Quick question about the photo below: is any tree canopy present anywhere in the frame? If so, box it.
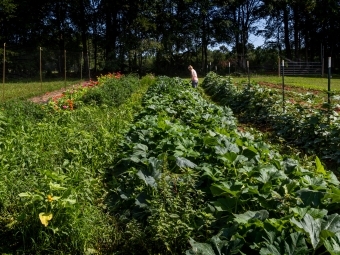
[1,0,340,76]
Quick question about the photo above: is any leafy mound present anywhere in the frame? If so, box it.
[108,76,340,254]
[202,72,340,164]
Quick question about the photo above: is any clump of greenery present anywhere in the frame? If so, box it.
[108,76,340,255]
[0,74,153,254]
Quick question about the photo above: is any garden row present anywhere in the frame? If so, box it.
[202,72,340,165]
[107,76,340,254]
[0,73,154,254]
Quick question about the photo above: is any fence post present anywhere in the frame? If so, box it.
[228,62,230,76]
[64,50,67,90]
[327,57,332,123]
[247,61,250,86]
[321,44,324,77]
[81,52,83,80]
[328,57,331,105]
[88,52,90,80]
[3,43,5,101]
[40,47,42,93]
[282,60,285,112]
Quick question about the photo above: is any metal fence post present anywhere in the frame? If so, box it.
[328,57,331,105]
[247,61,250,86]
[229,62,230,76]
[40,47,42,93]
[88,52,90,80]
[282,60,285,112]
[3,43,5,101]
[81,52,83,80]
[64,50,67,90]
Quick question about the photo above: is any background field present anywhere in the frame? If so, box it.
[2,75,340,103]
[0,79,83,102]
[230,75,340,91]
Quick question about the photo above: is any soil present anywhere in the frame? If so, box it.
[28,85,80,104]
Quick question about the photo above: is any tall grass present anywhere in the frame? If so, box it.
[0,74,154,254]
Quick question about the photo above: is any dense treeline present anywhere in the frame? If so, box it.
[1,0,340,76]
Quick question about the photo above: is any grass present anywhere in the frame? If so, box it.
[0,78,84,102]
[230,74,340,91]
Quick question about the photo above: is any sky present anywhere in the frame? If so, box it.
[249,34,265,48]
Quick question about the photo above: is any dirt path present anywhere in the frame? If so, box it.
[28,85,80,104]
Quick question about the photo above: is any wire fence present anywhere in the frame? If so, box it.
[1,44,92,82]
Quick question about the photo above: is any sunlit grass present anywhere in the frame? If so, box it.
[231,75,340,91]
[0,79,84,102]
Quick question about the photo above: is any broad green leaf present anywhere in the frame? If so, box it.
[322,214,340,234]
[284,232,308,255]
[186,238,215,255]
[260,245,281,255]
[290,207,328,219]
[256,165,287,183]
[324,187,340,203]
[203,135,219,146]
[135,193,149,208]
[42,170,67,181]
[210,181,242,197]
[211,235,244,254]
[324,233,340,255]
[224,152,238,163]
[301,176,327,190]
[136,170,157,187]
[261,230,308,254]
[147,157,162,179]
[18,192,32,197]
[282,158,299,174]
[296,189,324,207]
[215,140,240,155]
[175,157,197,169]
[327,172,340,186]
[235,155,248,165]
[244,184,259,195]
[290,213,322,249]
[284,181,299,194]
[61,188,72,199]
[233,210,269,224]
[266,218,289,232]
[315,156,327,176]
[200,166,221,182]
[174,150,184,157]
[260,231,281,255]
[49,182,67,191]
[129,155,140,163]
[243,146,258,160]
[215,146,229,155]
[211,197,237,212]
[132,143,148,158]
[61,198,76,205]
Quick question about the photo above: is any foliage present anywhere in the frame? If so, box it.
[0,73,152,254]
[4,0,340,76]
[46,72,139,111]
[107,76,340,254]
[202,72,340,164]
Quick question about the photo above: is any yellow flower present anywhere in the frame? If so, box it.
[47,194,53,202]
[39,212,53,227]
